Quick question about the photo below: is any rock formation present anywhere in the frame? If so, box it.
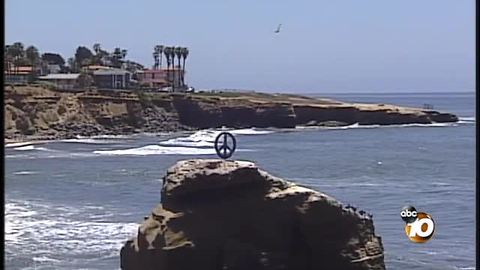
[120,159,386,270]
[4,85,458,141]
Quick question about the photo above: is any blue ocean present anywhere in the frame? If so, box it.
[5,92,475,269]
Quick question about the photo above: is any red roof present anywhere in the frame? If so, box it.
[4,66,33,75]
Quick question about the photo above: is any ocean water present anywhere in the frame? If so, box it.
[5,92,475,270]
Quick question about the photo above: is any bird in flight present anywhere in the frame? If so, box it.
[274,24,282,34]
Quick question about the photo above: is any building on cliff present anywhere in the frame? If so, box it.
[93,68,132,89]
[38,73,81,90]
[4,66,38,84]
[137,68,185,91]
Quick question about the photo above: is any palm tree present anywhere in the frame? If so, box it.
[163,47,173,88]
[169,47,177,90]
[154,45,164,69]
[153,50,159,69]
[181,47,189,87]
[93,43,101,54]
[174,47,183,88]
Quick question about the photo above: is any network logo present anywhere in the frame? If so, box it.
[400,205,435,243]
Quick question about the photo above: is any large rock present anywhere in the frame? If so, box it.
[121,159,385,270]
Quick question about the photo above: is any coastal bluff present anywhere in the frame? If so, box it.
[120,159,386,270]
[4,85,458,140]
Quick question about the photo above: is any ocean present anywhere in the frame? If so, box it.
[4,92,475,270]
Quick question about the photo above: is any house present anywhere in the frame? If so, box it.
[136,69,169,89]
[4,66,37,84]
[38,73,81,90]
[93,68,131,89]
[137,68,185,91]
[83,65,112,73]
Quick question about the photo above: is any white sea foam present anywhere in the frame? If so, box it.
[296,122,459,130]
[94,144,217,156]
[13,171,38,175]
[459,116,475,122]
[230,128,274,135]
[5,200,139,262]
[75,134,133,139]
[5,141,37,148]
[160,128,272,148]
[458,116,475,124]
[13,145,55,151]
[95,128,267,156]
[60,138,120,144]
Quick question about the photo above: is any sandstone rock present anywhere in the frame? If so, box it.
[121,159,385,270]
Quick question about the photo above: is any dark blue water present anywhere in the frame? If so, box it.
[5,92,475,269]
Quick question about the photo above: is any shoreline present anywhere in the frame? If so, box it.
[4,86,460,144]
[5,120,470,147]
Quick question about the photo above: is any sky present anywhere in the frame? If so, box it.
[5,0,475,93]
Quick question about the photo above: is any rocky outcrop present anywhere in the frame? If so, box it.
[120,159,385,270]
[4,85,458,141]
[293,104,458,126]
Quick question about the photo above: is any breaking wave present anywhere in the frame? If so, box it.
[94,145,217,156]
[5,199,138,268]
[296,122,459,130]
[59,138,120,144]
[160,128,273,148]
[458,116,475,124]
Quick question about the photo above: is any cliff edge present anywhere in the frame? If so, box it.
[120,159,386,270]
[4,85,458,141]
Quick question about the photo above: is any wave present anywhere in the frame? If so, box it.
[5,199,139,266]
[458,116,475,124]
[160,128,273,148]
[60,138,120,144]
[296,122,459,130]
[94,144,217,156]
[13,145,55,151]
[75,134,132,139]
[5,141,46,148]
[13,171,38,175]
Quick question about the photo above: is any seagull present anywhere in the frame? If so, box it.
[274,24,282,34]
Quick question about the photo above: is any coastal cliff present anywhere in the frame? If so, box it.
[4,85,458,140]
[120,159,386,270]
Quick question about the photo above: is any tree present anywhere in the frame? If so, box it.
[170,47,177,90]
[25,46,40,67]
[93,43,101,54]
[111,47,127,68]
[6,42,25,74]
[67,57,76,72]
[174,47,183,88]
[164,46,172,70]
[181,47,189,87]
[154,45,164,69]
[41,53,66,66]
[153,50,159,69]
[163,47,173,88]
[74,46,94,68]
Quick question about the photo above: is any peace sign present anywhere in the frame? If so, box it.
[214,132,236,159]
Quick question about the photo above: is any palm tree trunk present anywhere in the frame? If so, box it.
[182,58,186,87]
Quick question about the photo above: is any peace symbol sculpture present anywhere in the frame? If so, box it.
[214,132,236,159]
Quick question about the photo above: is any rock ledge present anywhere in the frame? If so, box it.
[121,159,385,270]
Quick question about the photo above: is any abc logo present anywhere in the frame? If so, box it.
[400,205,435,243]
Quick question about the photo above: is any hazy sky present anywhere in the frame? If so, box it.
[5,0,475,93]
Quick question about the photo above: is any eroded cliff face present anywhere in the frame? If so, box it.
[4,85,458,140]
[120,159,386,270]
